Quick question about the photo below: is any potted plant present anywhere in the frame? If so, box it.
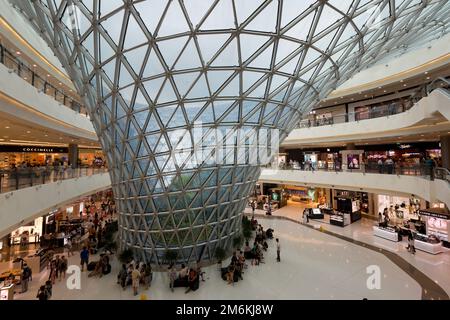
[163,250,178,265]
[118,248,133,264]
[214,247,226,269]
[233,235,243,249]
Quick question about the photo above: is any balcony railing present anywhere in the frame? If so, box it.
[266,162,448,181]
[0,166,108,194]
[297,77,450,129]
[0,42,88,116]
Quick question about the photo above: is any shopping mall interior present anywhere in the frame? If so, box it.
[0,0,449,302]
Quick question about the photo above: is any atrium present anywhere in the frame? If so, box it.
[0,0,449,303]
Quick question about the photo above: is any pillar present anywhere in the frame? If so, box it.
[441,134,450,170]
[68,144,79,169]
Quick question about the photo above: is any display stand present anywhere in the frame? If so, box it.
[414,240,443,254]
[0,284,15,300]
[373,226,400,242]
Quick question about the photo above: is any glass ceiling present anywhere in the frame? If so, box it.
[12,0,450,263]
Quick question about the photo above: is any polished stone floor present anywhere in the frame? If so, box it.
[14,218,421,300]
[254,203,450,296]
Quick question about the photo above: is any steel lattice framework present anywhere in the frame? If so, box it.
[12,0,449,264]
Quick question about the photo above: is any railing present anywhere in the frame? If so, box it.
[435,167,450,184]
[267,163,447,180]
[0,42,88,116]
[298,77,450,129]
[0,166,108,194]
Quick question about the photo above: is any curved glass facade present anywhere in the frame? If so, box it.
[13,0,449,264]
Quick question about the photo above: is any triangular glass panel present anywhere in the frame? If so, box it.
[281,0,316,28]
[173,72,201,97]
[143,77,165,102]
[285,11,315,41]
[207,70,234,94]
[186,74,210,99]
[174,39,203,70]
[157,105,178,126]
[244,0,277,32]
[124,14,148,50]
[157,0,190,37]
[142,49,166,78]
[157,80,178,104]
[157,36,189,69]
[211,38,238,66]
[196,33,230,63]
[134,0,168,35]
[217,74,239,96]
[200,0,235,30]
[240,33,270,62]
[248,43,273,69]
[100,9,124,47]
[124,45,148,75]
[235,0,265,25]
[183,0,215,28]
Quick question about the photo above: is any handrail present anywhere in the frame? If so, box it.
[0,166,108,194]
[265,163,448,182]
[298,76,450,129]
[0,42,89,117]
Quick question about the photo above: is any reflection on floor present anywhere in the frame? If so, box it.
[252,204,450,296]
[15,218,421,300]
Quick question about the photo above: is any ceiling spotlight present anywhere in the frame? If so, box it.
[5,126,10,129]
[383,90,387,93]
[44,134,48,137]
[47,74,51,77]
[424,71,428,75]
[426,77,430,80]
[26,131,31,133]
[378,86,382,89]
[59,82,62,85]
[400,80,404,83]
[16,51,21,55]
[403,84,407,87]
[33,64,37,67]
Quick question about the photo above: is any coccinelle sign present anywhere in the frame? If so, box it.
[0,145,68,153]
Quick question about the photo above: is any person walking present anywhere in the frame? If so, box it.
[251,200,256,219]
[36,285,48,300]
[407,233,416,254]
[377,158,383,173]
[80,246,89,271]
[65,237,73,257]
[21,263,32,293]
[118,264,128,290]
[168,263,177,292]
[59,256,68,280]
[276,238,281,262]
[131,266,141,296]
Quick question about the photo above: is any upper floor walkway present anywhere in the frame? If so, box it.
[283,86,450,147]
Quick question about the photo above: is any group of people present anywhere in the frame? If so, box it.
[48,255,69,284]
[223,251,246,285]
[117,261,152,296]
[167,263,204,293]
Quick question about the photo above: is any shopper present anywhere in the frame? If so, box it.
[49,259,57,284]
[36,285,48,300]
[142,263,152,290]
[185,268,198,293]
[377,159,383,173]
[276,238,281,262]
[59,256,68,280]
[65,237,74,257]
[168,263,177,292]
[80,246,89,271]
[45,280,52,298]
[131,266,141,296]
[118,264,128,290]
[251,200,256,219]
[21,263,32,293]
[407,233,416,254]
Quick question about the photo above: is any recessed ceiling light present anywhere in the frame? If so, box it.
[421,135,425,137]
[424,71,428,75]
[400,80,404,83]
[16,51,21,55]
[33,64,37,68]
[351,98,354,101]
[383,90,387,93]
[59,82,62,85]
[378,86,382,89]
[59,137,63,139]
[26,131,31,134]
[47,74,51,77]
[403,84,407,87]
[44,134,48,137]
[23,77,27,80]
[340,96,344,99]
[5,126,10,129]
[426,77,430,80]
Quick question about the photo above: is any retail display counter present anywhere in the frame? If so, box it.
[373,226,400,242]
[330,213,350,227]
[307,208,324,219]
[0,283,15,300]
[414,234,443,254]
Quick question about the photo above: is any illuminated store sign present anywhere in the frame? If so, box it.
[0,145,68,153]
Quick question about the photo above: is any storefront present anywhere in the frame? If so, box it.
[418,210,450,250]
[9,217,44,245]
[364,142,442,168]
[78,148,104,167]
[0,145,68,169]
[375,194,422,223]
